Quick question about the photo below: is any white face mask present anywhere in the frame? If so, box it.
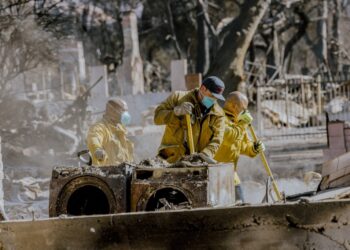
[120,111,131,126]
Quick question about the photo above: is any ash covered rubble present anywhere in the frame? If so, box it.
[0,96,89,168]
[138,154,211,168]
[0,92,93,220]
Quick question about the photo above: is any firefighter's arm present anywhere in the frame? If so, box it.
[87,124,107,155]
[154,92,182,126]
[201,115,225,158]
[240,133,259,157]
[221,122,246,147]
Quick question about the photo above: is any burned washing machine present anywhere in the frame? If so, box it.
[130,162,235,212]
[49,163,133,217]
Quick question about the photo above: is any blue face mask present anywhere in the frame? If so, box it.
[121,111,131,126]
[201,96,216,109]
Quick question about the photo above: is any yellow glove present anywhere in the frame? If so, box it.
[237,110,253,126]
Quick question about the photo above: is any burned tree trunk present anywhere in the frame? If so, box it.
[165,0,182,59]
[283,7,309,73]
[329,0,341,72]
[315,0,328,67]
[207,0,270,94]
[196,0,210,74]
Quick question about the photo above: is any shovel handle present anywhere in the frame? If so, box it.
[186,114,195,154]
[249,124,283,201]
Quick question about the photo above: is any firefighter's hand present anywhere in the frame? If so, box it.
[253,140,265,153]
[174,102,194,116]
[198,152,217,164]
[94,148,106,161]
[237,110,253,125]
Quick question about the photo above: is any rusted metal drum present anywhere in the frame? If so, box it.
[49,164,133,217]
[131,163,235,212]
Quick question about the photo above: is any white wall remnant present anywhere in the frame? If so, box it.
[116,11,144,95]
[171,60,187,91]
[59,40,87,100]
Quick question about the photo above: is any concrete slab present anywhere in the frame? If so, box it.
[1,200,350,249]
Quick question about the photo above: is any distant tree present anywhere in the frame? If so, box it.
[0,0,124,95]
[33,0,124,67]
[140,0,270,92]
[0,2,57,95]
[207,0,271,94]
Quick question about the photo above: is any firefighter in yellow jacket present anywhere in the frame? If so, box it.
[87,98,134,166]
[154,76,226,163]
[215,91,265,202]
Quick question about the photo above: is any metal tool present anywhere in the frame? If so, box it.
[248,124,283,201]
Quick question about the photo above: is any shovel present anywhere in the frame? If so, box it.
[248,124,283,201]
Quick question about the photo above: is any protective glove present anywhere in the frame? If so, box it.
[94,148,106,161]
[198,152,217,164]
[237,110,253,126]
[174,102,194,116]
[253,140,265,153]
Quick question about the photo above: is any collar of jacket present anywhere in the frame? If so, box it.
[189,88,225,117]
[102,118,127,134]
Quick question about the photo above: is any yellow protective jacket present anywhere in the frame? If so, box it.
[214,110,258,184]
[86,119,134,166]
[154,89,225,163]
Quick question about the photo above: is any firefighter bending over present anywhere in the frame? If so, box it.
[87,98,134,166]
[215,91,265,202]
[154,76,226,163]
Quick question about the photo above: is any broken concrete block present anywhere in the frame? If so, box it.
[328,136,346,150]
[331,174,350,189]
[323,149,347,162]
[327,122,345,137]
[323,121,348,160]
[321,157,339,176]
[320,151,350,190]
[338,152,350,170]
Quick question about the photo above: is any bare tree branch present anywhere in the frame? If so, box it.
[283,7,309,63]
[165,0,183,59]
[196,0,210,74]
